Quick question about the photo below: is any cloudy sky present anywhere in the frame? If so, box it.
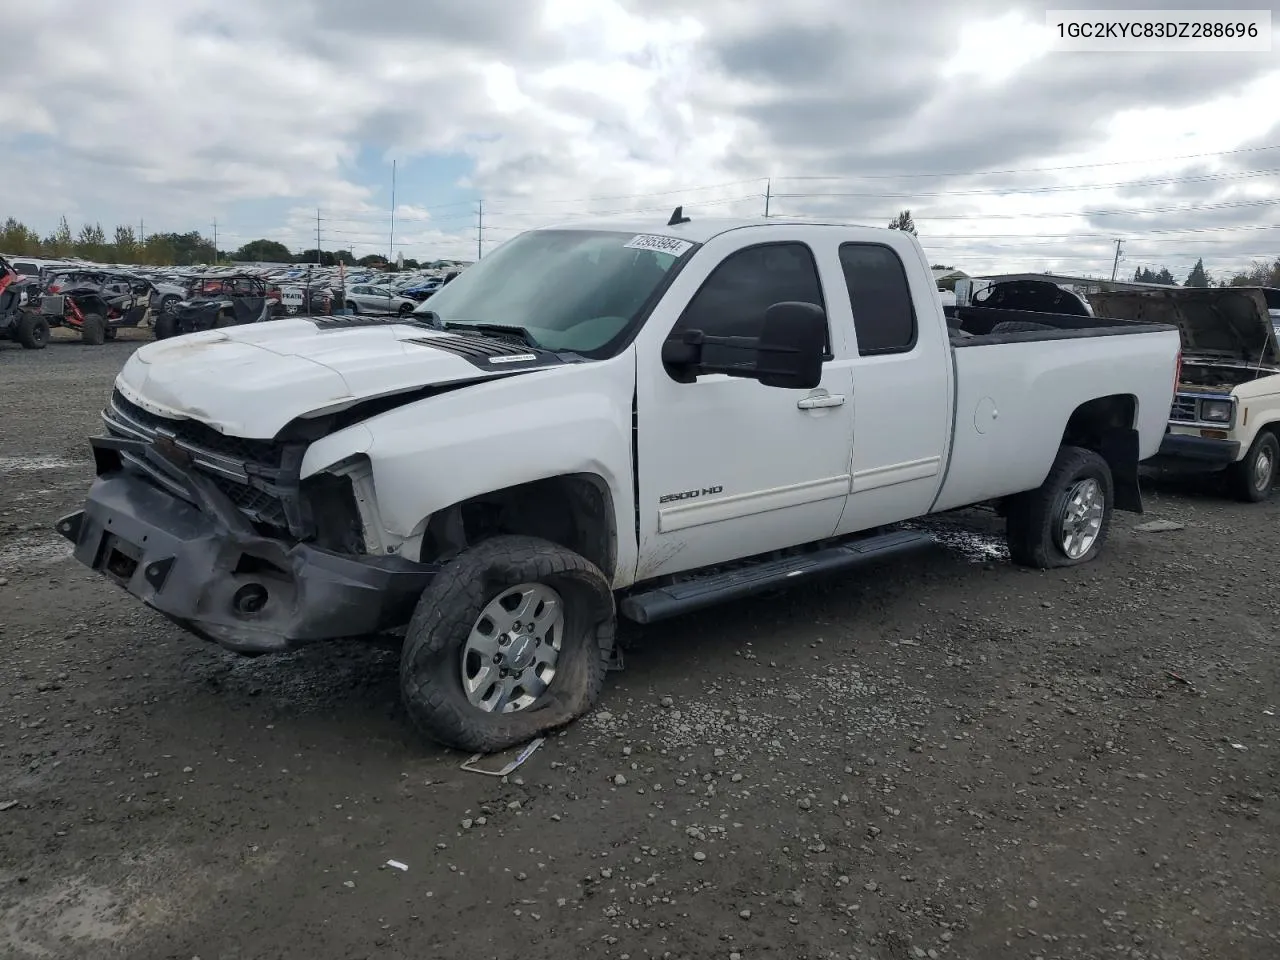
[2,0,1278,280]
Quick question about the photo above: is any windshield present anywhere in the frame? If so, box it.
[413,228,692,354]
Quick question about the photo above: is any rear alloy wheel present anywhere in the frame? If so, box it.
[16,314,49,349]
[1005,445,1114,568]
[161,294,179,314]
[80,312,106,345]
[398,302,414,315]
[399,535,616,753]
[1226,431,1279,503]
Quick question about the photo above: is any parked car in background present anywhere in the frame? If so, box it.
[1092,285,1280,502]
[345,283,417,315]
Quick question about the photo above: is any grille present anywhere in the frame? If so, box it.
[109,390,283,466]
[1169,394,1198,422]
[103,389,290,529]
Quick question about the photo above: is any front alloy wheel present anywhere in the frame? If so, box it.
[400,535,616,752]
[462,582,564,713]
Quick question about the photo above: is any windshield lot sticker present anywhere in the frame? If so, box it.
[624,234,693,257]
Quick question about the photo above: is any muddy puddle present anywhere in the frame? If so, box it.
[929,528,1010,563]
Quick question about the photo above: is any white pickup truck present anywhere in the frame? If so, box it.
[56,213,1182,751]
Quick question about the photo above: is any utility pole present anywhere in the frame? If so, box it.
[764,178,771,218]
[389,159,396,264]
[212,218,217,263]
[1110,239,1123,282]
[316,208,321,265]
[139,218,144,244]
[477,199,483,261]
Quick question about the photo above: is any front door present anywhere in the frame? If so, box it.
[634,233,856,582]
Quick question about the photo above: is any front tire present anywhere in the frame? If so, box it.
[1005,445,1114,569]
[80,313,106,345]
[400,535,615,753]
[16,313,49,349]
[1226,431,1278,502]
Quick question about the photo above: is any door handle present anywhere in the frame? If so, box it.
[797,394,846,410]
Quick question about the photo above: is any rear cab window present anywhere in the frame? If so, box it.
[838,243,918,356]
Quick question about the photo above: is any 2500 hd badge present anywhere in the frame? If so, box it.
[658,485,724,504]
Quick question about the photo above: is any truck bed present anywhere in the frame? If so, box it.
[948,305,1173,343]
[932,306,1181,514]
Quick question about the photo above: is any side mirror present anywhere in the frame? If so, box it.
[661,301,827,390]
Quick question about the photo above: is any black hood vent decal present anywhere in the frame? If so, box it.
[404,333,568,370]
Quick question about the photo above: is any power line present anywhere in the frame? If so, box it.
[778,142,1280,180]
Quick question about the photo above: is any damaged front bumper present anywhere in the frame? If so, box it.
[55,436,437,654]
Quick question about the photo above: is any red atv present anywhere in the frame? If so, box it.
[37,268,151,344]
[0,255,49,350]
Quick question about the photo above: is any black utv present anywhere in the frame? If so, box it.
[35,268,151,344]
[0,254,49,349]
[153,274,274,339]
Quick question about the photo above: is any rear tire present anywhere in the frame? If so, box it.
[80,313,106,345]
[153,313,177,339]
[16,314,49,349]
[399,535,615,753]
[1226,431,1278,503]
[1005,445,1114,569]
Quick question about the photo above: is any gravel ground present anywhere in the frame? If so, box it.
[2,330,1278,960]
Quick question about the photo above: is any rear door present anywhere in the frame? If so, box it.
[832,240,953,533]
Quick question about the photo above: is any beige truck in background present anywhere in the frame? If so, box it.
[1090,286,1280,502]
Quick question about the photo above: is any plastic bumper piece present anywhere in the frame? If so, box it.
[54,437,436,654]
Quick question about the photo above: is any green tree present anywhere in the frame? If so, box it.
[46,216,74,256]
[357,253,388,267]
[231,238,293,263]
[1185,258,1210,287]
[1225,257,1280,288]
[113,225,139,262]
[1,217,42,255]
[888,210,917,235]
[297,248,339,267]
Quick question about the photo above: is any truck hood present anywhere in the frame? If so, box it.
[115,316,553,439]
[1089,287,1280,366]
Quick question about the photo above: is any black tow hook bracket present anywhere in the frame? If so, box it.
[143,557,175,591]
[54,511,84,544]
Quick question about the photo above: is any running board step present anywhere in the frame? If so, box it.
[619,529,935,624]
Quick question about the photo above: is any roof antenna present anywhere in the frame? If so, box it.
[667,205,691,226]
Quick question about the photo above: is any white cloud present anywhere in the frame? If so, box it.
[0,0,1277,277]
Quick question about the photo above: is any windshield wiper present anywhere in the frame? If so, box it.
[442,321,542,349]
